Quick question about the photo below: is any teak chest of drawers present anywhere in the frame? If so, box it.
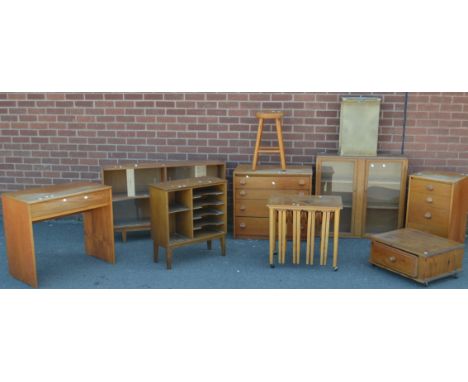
[369,228,464,285]
[406,171,468,243]
[233,164,313,239]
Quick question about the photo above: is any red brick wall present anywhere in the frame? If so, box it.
[1,92,467,192]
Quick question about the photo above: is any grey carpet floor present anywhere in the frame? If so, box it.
[0,218,466,289]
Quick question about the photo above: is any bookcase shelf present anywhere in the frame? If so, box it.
[102,160,226,242]
[150,176,227,269]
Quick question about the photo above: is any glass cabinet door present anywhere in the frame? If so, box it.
[364,160,402,234]
[318,160,356,234]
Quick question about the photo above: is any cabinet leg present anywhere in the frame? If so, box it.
[121,230,127,243]
[220,237,226,256]
[166,248,173,270]
[207,240,212,250]
[153,241,159,263]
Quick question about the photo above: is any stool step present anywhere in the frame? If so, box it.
[258,147,280,153]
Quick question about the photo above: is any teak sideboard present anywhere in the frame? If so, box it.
[102,160,225,240]
[315,155,408,237]
[233,164,313,239]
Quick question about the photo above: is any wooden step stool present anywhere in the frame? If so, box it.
[252,111,286,170]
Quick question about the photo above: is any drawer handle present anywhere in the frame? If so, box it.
[239,190,246,196]
[426,196,433,203]
[298,179,305,186]
[84,195,89,200]
[388,256,396,263]
[240,179,246,185]
[425,184,434,191]
[271,181,276,186]
[239,223,246,229]
[424,212,432,219]
[62,198,67,202]
[240,205,246,211]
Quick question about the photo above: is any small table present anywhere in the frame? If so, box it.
[1,182,115,288]
[369,228,464,285]
[267,195,343,269]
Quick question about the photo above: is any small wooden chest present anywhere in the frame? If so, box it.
[369,228,465,285]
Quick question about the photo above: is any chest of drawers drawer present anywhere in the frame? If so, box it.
[30,190,110,221]
[235,199,269,217]
[370,241,418,278]
[408,191,452,211]
[236,189,308,200]
[235,176,310,190]
[410,178,452,197]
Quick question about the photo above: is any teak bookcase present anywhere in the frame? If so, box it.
[315,155,408,237]
[149,177,227,269]
[101,161,225,240]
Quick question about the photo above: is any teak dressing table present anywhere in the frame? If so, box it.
[1,182,115,288]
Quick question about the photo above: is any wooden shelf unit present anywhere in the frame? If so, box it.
[315,155,408,237]
[102,161,226,241]
[150,177,227,269]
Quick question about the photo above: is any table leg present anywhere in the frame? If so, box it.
[323,212,330,266]
[281,210,287,264]
[292,210,298,264]
[306,212,312,265]
[153,240,159,262]
[332,210,340,270]
[207,240,212,250]
[83,204,115,264]
[2,197,38,288]
[320,211,326,265]
[269,208,276,267]
[220,236,226,256]
[295,211,301,264]
[166,248,173,270]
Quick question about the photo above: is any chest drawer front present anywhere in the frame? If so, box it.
[235,189,309,200]
[407,202,450,228]
[410,178,452,197]
[408,191,452,211]
[235,217,270,237]
[235,176,310,190]
[31,190,110,221]
[235,200,269,217]
[371,241,418,277]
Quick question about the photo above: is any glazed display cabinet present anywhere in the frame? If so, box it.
[315,155,408,237]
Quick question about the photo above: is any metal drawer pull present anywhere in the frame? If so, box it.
[426,196,433,203]
[240,179,246,185]
[271,181,276,185]
[240,205,246,211]
[424,212,432,219]
[388,256,396,263]
[239,223,246,229]
[239,190,246,196]
[62,198,67,202]
[425,184,434,191]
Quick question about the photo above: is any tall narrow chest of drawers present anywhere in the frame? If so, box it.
[233,164,313,239]
[406,171,468,243]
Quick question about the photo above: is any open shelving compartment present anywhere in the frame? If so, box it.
[101,161,226,241]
